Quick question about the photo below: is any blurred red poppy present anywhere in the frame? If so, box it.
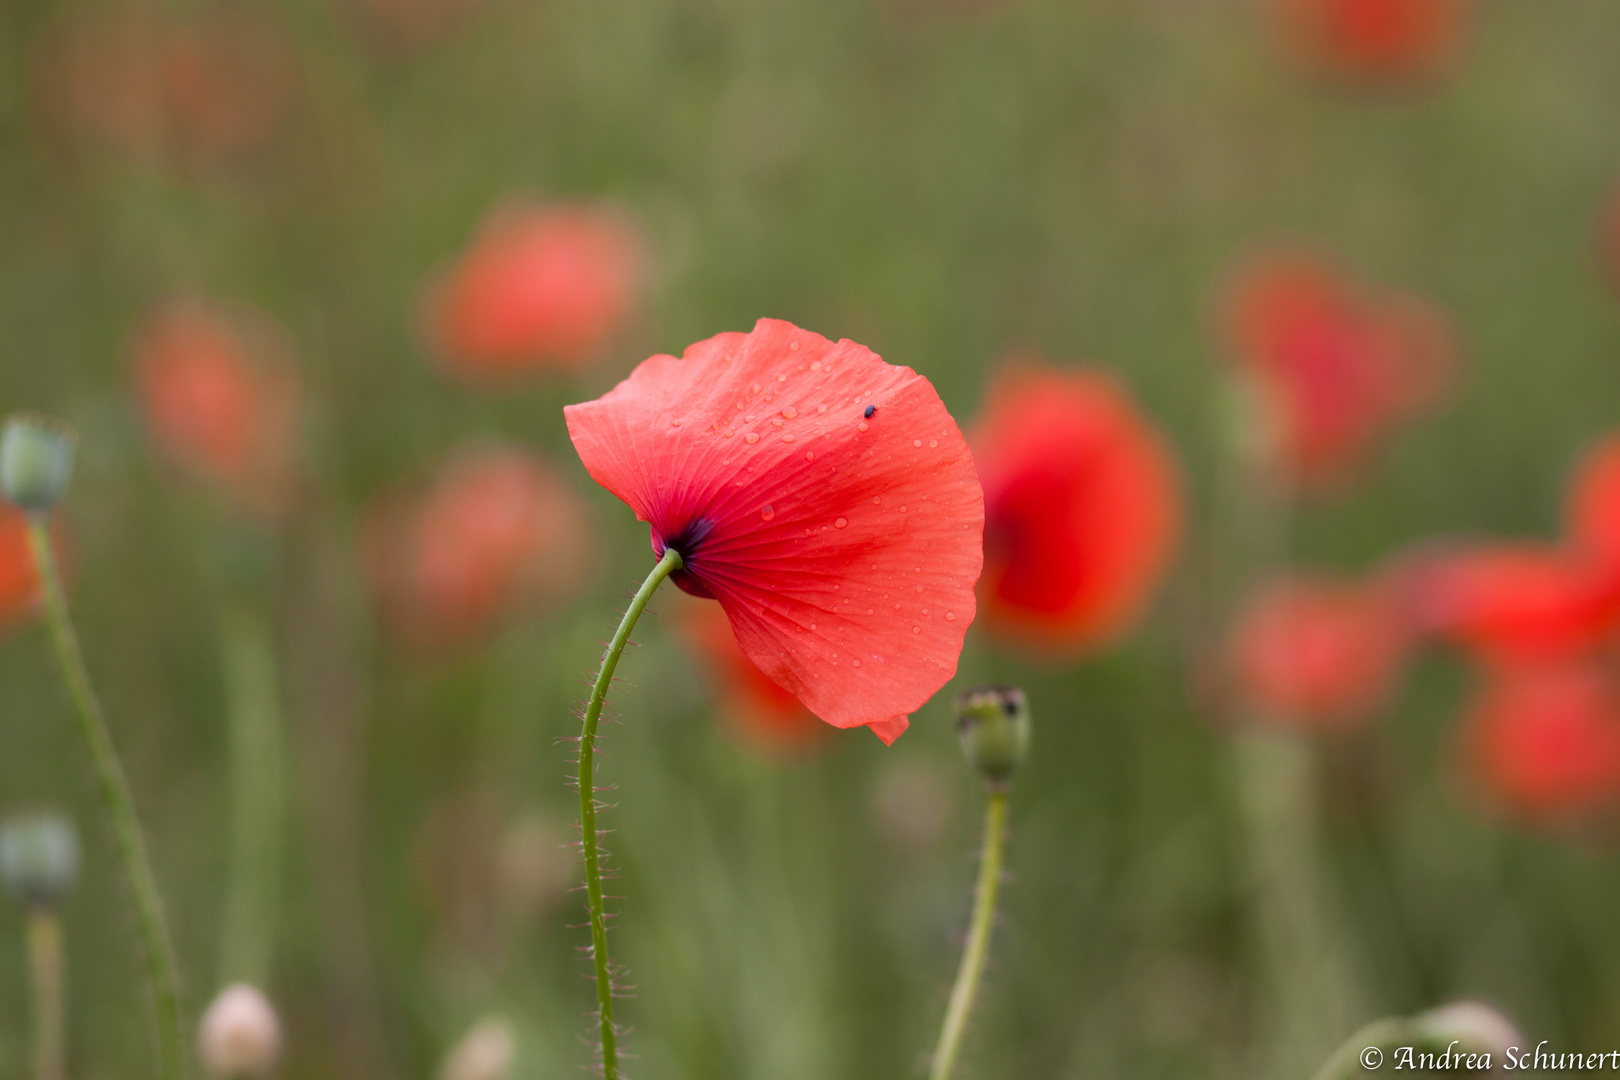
[969,362,1182,656]
[1402,542,1620,667]
[1227,571,1410,732]
[132,299,301,517]
[1272,0,1468,85]
[360,446,592,651]
[677,598,826,755]
[425,202,645,382]
[1220,251,1456,490]
[1460,661,1620,825]
[31,2,295,171]
[1565,432,1620,569]
[0,507,72,634]
[566,318,984,744]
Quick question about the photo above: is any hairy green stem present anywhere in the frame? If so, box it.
[218,603,285,989]
[931,790,1009,1080]
[28,519,187,1080]
[577,546,683,1080]
[28,908,65,1080]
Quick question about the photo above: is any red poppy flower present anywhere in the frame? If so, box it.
[133,300,300,515]
[1459,661,1620,825]
[1566,432,1620,569]
[565,318,983,744]
[1272,0,1467,85]
[1220,251,1456,490]
[676,597,826,755]
[1227,571,1410,732]
[1402,542,1620,666]
[30,3,294,170]
[425,202,645,381]
[360,445,592,650]
[968,361,1181,655]
[0,507,71,634]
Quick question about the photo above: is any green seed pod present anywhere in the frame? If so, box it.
[0,416,76,514]
[955,685,1030,789]
[0,811,80,907]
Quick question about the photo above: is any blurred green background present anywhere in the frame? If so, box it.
[3,0,1620,1077]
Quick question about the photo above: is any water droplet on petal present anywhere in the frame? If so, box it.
[782,407,798,419]
[777,374,787,381]
[745,433,760,444]
[789,342,799,351]
[783,434,796,443]
[810,360,821,370]
[818,405,828,413]
[866,609,873,615]
[672,418,684,426]
[805,451,815,461]
[914,585,923,593]
[913,439,922,447]
[752,384,762,393]
[834,517,848,529]
[929,439,938,447]
[872,496,881,504]
[760,504,775,521]
[810,623,817,631]
[900,505,907,512]
[912,626,920,634]
[858,422,869,432]
[851,659,860,667]
[945,612,956,621]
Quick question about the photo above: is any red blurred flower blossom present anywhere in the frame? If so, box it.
[1402,542,1620,667]
[1459,661,1620,826]
[1272,0,1467,85]
[1565,432,1620,570]
[0,507,72,634]
[969,362,1182,655]
[1220,251,1456,490]
[565,318,984,745]
[361,445,592,651]
[1227,571,1410,732]
[132,299,301,516]
[31,2,296,171]
[677,598,826,755]
[424,202,645,382]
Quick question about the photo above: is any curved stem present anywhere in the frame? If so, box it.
[28,519,187,1080]
[577,547,683,1080]
[218,602,285,989]
[1309,1017,1409,1080]
[28,908,65,1080]
[931,790,1009,1080]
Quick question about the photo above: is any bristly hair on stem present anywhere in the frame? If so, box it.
[27,519,189,1080]
[572,546,683,1080]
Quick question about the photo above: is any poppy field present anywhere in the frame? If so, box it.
[2,0,1620,1077]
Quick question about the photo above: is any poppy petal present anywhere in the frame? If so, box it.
[566,318,984,735]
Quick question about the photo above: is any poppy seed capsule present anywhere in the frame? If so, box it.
[955,685,1030,788]
[0,811,80,907]
[0,416,76,514]
[198,984,281,1079]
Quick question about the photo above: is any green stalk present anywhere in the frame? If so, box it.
[28,908,65,1080]
[1308,1017,1409,1080]
[576,546,683,1080]
[218,603,285,989]
[930,790,1009,1080]
[28,519,187,1080]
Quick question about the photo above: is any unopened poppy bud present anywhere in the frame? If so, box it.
[0,810,79,907]
[0,416,76,514]
[440,1017,515,1080]
[198,984,281,1079]
[1410,1001,1523,1058]
[955,685,1030,788]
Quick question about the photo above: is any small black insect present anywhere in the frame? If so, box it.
[864,405,876,418]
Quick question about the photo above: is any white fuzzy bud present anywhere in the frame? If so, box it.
[198,984,281,1079]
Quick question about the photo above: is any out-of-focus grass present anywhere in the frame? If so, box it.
[3,1,1620,1077]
